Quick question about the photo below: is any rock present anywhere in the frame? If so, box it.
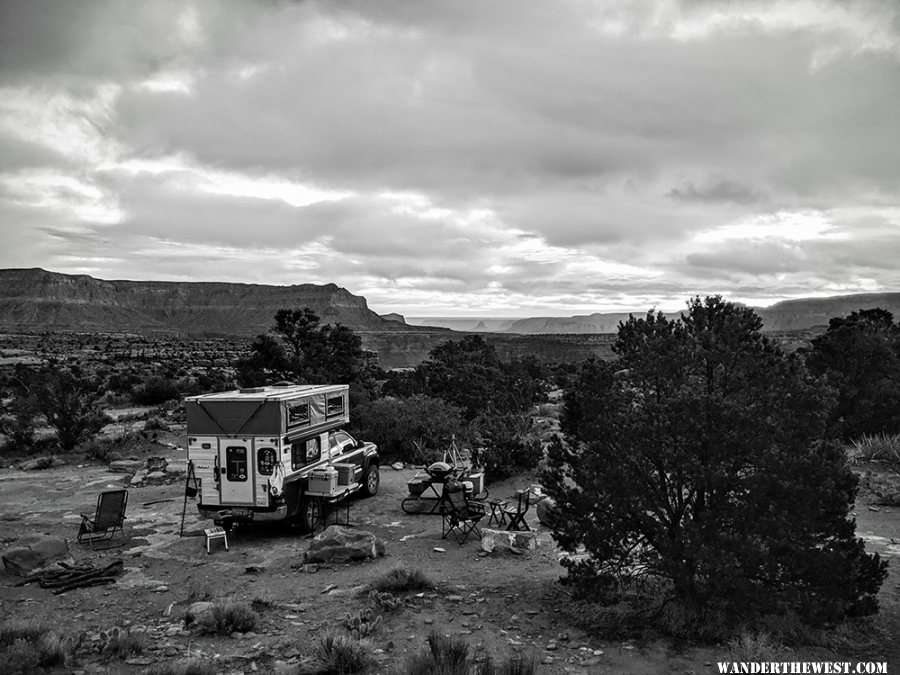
[481,528,538,553]
[391,462,405,470]
[130,470,147,486]
[2,534,69,576]
[146,457,168,472]
[145,471,166,480]
[183,601,216,630]
[302,526,386,564]
[109,460,144,474]
[536,497,557,526]
[19,456,63,471]
[165,461,188,475]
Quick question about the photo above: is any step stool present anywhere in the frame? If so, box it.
[204,526,228,554]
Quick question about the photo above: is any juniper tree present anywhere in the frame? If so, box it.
[543,296,886,626]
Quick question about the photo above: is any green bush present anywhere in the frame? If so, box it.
[479,414,543,481]
[133,376,180,406]
[351,395,464,463]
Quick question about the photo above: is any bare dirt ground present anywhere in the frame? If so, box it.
[1,438,898,674]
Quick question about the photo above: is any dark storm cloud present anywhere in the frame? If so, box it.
[1,0,899,312]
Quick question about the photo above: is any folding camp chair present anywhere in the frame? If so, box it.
[502,489,531,531]
[440,484,487,545]
[78,489,128,548]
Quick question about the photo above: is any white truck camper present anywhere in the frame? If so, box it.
[185,383,379,530]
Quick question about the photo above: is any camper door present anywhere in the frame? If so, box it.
[218,438,255,505]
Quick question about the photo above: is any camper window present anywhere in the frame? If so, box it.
[225,447,248,482]
[291,437,321,471]
[325,395,344,418]
[287,402,310,428]
[257,447,276,475]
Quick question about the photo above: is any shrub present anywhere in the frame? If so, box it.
[0,411,35,455]
[478,414,543,481]
[850,433,900,467]
[351,395,464,463]
[479,654,537,675]
[34,370,106,451]
[101,630,145,661]
[400,632,533,675]
[312,632,375,674]
[0,620,71,674]
[78,430,133,462]
[370,567,433,594]
[728,630,784,662]
[143,415,171,432]
[207,601,258,635]
[145,658,217,675]
[133,376,180,406]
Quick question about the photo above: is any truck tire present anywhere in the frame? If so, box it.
[299,498,321,532]
[361,463,380,497]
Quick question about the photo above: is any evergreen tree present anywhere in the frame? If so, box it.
[543,296,886,626]
[806,308,900,439]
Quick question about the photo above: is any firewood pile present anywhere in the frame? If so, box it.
[14,560,124,594]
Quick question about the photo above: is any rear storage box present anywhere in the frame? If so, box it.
[332,463,354,487]
[308,467,339,494]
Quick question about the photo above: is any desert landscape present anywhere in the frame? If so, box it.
[2,417,899,674]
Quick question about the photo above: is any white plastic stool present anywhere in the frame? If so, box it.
[204,526,228,554]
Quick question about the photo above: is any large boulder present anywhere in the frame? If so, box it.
[2,534,70,576]
[183,601,216,630]
[536,497,558,526]
[303,526,386,564]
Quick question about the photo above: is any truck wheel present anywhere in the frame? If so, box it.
[300,498,321,532]
[362,463,380,497]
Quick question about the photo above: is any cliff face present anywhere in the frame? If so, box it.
[0,268,417,336]
[756,293,900,331]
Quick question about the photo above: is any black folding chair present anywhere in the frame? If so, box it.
[440,484,486,545]
[78,489,128,548]
[502,489,531,531]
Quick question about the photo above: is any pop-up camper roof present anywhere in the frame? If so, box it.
[185,383,349,437]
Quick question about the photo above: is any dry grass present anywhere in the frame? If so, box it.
[311,632,376,674]
[727,630,784,661]
[399,632,536,675]
[145,658,218,675]
[370,566,434,594]
[850,433,900,467]
[0,620,71,674]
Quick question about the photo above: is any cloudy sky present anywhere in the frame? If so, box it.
[1,0,899,316]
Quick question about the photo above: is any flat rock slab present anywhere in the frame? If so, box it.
[303,526,386,563]
[19,456,65,471]
[481,528,538,554]
[109,460,144,474]
[2,533,69,576]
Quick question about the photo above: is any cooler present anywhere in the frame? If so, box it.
[308,467,338,494]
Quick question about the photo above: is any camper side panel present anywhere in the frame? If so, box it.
[187,436,220,507]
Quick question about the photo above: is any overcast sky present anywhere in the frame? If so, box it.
[1,0,899,316]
